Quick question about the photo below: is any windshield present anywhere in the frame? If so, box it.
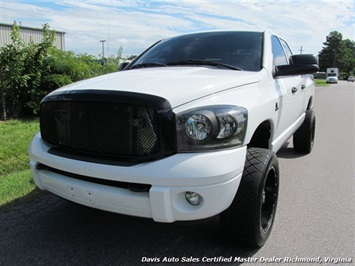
[132,31,263,71]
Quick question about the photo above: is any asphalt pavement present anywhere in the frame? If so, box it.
[0,81,353,266]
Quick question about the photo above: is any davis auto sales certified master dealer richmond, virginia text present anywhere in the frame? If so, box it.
[141,256,352,264]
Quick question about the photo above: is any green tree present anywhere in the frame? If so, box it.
[338,39,355,78]
[0,22,55,118]
[41,48,119,93]
[23,23,55,114]
[41,48,106,94]
[318,31,355,78]
[319,31,343,70]
[0,22,123,119]
[0,23,27,120]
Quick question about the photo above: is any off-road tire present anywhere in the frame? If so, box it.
[220,148,279,247]
[293,110,316,154]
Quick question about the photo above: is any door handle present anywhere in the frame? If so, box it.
[301,84,306,90]
[291,87,298,94]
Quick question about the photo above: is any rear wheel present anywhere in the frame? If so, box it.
[220,148,279,247]
[293,110,316,154]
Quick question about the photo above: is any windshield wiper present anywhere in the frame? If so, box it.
[131,62,167,69]
[167,59,243,71]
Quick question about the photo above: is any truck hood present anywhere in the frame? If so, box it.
[51,67,262,108]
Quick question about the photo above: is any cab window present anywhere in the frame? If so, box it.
[280,38,293,63]
[272,36,288,66]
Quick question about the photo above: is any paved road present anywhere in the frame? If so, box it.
[0,81,353,266]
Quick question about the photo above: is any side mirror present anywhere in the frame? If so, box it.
[118,61,131,71]
[274,54,319,77]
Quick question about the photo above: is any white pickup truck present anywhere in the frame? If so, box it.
[29,31,318,247]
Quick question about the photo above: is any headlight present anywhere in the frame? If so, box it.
[185,114,211,140]
[176,105,247,152]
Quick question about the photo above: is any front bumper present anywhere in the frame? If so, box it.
[29,133,246,222]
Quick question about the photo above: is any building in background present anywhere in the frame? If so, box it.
[0,22,65,50]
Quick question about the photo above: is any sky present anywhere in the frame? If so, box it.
[1,0,354,58]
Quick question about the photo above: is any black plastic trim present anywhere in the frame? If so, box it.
[41,90,172,112]
[36,163,151,192]
[40,90,177,163]
[48,147,139,166]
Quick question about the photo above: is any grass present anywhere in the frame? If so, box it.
[0,119,39,206]
[314,79,329,87]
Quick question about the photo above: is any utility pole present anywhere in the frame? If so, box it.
[100,40,106,64]
[299,46,304,54]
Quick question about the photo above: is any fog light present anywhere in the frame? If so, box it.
[185,192,203,206]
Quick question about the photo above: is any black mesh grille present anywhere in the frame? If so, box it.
[40,90,176,162]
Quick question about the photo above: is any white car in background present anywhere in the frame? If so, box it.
[326,76,338,83]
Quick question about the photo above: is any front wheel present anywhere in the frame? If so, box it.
[220,148,279,247]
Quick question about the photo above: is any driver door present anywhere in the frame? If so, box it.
[272,36,305,140]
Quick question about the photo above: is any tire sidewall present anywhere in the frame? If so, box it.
[220,148,280,247]
[294,110,316,153]
[254,153,279,246]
